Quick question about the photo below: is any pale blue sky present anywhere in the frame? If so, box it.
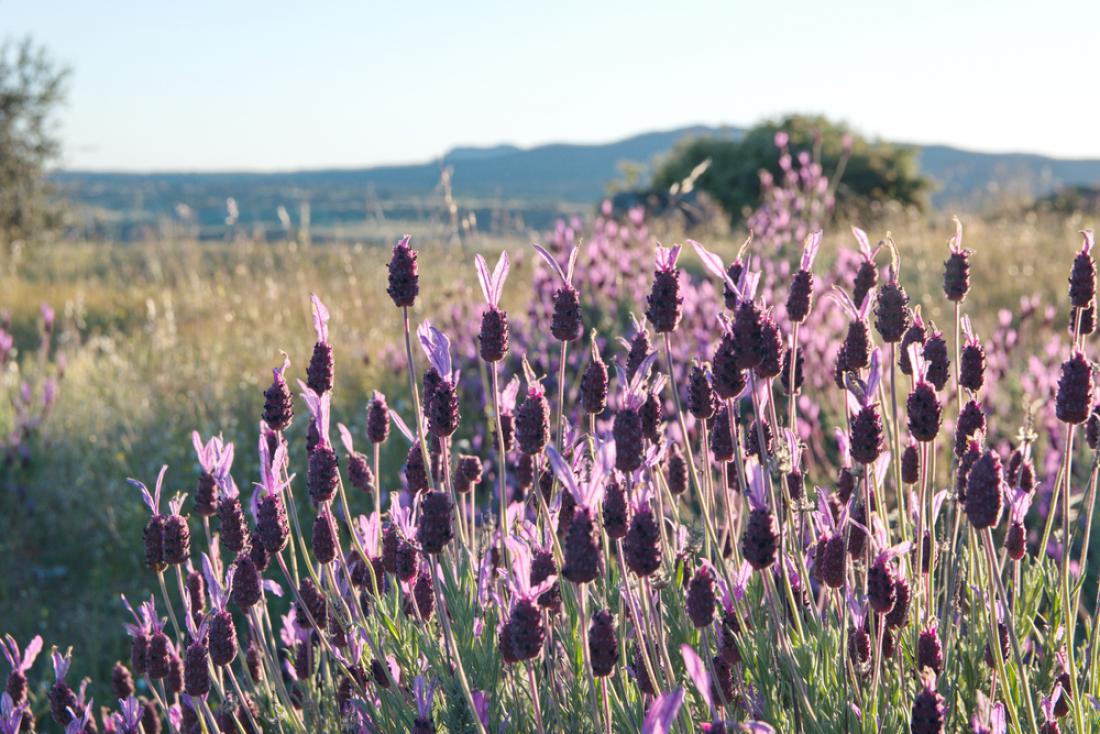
[6,1,1099,171]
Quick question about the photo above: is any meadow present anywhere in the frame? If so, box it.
[1,203,1098,732]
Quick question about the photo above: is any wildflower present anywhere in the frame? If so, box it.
[959,316,986,393]
[580,341,610,417]
[503,539,557,661]
[1,635,40,709]
[624,317,654,381]
[191,432,227,517]
[297,578,328,630]
[366,390,390,446]
[548,443,610,585]
[687,362,718,420]
[301,384,338,503]
[311,506,339,563]
[667,442,688,496]
[613,354,659,473]
[755,314,783,379]
[901,440,920,484]
[403,567,434,621]
[779,346,804,395]
[848,349,885,465]
[833,287,873,371]
[183,619,210,699]
[645,244,683,333]
[943,217,971,303]
[417,490,454,555]
[740,461,778,570]
[923,330,950,391]
[254,433,291,553]
[515,375,550,456]
[1005,490,1032,560]
[847,600,871,669]
[1069,229,1095,309]
[965,450,1004,530]
[132,466,171,572]
[875,268,911,343]
[262,354,294,431]
[813,493,849,589]
[712,325,746,400]
[918,624,943,673]
[203,558,238,667]
[534,243,584,342]
[867,530,909,615]
[955,399,986,457]
[417,322,460,438]
[1056,350,1093,424]
[386,235,419,308]
[497,375,520,452]
[906,344,942,443]
[231,554,263,610]
[898,308,927,376]
[453,454,482,494]
[640,389,663,442]
[602,478,629,540]
[786,231,822,324]
[623,487,662,577]
[475,251,511,362]
[306,294,334,395]
[910,672,946,734]
[852,227,881,309]
[47,651,77,726]
[588,609,618,677]
[686,562,717,628]
[886,575,911,628]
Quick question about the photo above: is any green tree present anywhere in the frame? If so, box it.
[0,38,69,245]
[650,114,930,224]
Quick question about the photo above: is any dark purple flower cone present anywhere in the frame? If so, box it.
[48,681,77,726]
[688,364,718,420]
[719,611,743,666]
[901,443,920,484]
[515,452,535,496]
[507,598,545,661]
[185,641,210,697]
[956,440,981,503]
[917,627,942,673]
[965,450,1004,530]
[898,321,927,376]
[960,342,986,393]
[874,281,911,343]
[422,368,442,420]
[311,508,338,564]
[818,534,847,589]
[667,443,689,496]
[404,441,430,494]
[626,329,652,381]
[347,450,374,493]
[955,400,986,457]
[387,238,419,308]
[886,577,911,628]
[867,558,897,615]
[848,501,868,558]
[498,622,518,665]
[943,250,971,303]
[623,505,661,577]
[1006,522,1026,560]
[231,556,263,610]
[732,300,765,370]
[712,333,746,399]
[710,406,735,463]
[581,356,609,415]
[308,442,339,503]
[850,404,884,465]
[853,259,878,310]
[306,341,334,395]
[454,454,482,494]
[686,565,716,628]
[217,495,248,554]
[407,568,434,621]
[848,624,870,667]
[551,285,584,342]
[298,577,328,630]
[417,490,454,554]
[367,394,390,444]
[843,320,871,371]
[263,369,295,431]
[645,269,682,334]
[613,407,644,472]
[833,345,851,388]
[163,513,191,565]
[633,392,659,445]
[786,269,814,323]
[984,622,1009,670]
[910,677,946,734]
[837,468,856,503]
[516,391,550,456]
[257,493,289,554]
[1057,351,1093,424]
[632,646,657,696]
[209,611,237,666]
[131,634,150,676]
[479,306,509,363]
[557,490,576,539]
[562,507,603,584]
[428,380,460,438]
[111,662,135,701]
[1054,672,1073,718]
[786,469,804,502]
[724,260,745,310]
[741,507,778,570]
[588,609,618,677]
[744,419,772,459]
[194,472,218,517]
[1070,248,1096,308]
[1088,405,1100,450]
[779,346,805,395]
[1073,304,1096,337]
[531,549,562,615]
[498,412,515,453]
[246,638,263,682]
[710,654,735,707]
[144,515,166,572]
[907,383,942,443]
[755,316,783,379]
[601,479,628,540]
[923,333,950,391]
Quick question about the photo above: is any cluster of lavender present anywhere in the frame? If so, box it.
[1,304,63,500]
[3,217,1100,733]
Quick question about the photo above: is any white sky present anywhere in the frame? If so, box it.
[7,0,1100,171]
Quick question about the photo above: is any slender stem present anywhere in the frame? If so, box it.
[430,559,487,734]
[526,663,546,734]
[489,362,512,568]
[556,340,568,448]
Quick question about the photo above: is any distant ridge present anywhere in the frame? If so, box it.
[50,125,1100,240]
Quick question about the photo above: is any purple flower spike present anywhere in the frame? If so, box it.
[475,251,510,306]
[642,688,684,734]
[801,230,823,271]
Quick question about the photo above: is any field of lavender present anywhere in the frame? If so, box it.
[1,201,1099,732]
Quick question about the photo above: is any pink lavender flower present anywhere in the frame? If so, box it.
[645,244,683,333]
[475,251,511,362]
[533,243,583,342]
[2,635,41,708]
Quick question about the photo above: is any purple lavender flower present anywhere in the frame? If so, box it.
[740,461,777,570]
[300,383,339,503]
[387,235,419,308]
[645,244,683,333]
[943,217,971,303]
[475,251,511,362]
[1,636,41,709]
[534,243,584,342]
[305,294,334,395]
[1069,229,1096,309]
[548,443,610,584]
[262,354,294,431]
